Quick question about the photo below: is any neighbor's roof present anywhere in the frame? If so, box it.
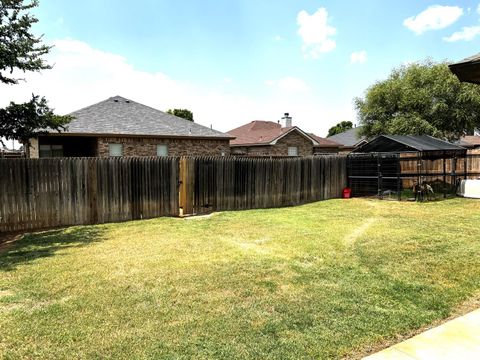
[228,121,293,146]
[227,121,337,147]
[449,53,480,84]
[54,96,233,139]
[354,135,466,154]
[308,134,342,147]
[327,127,366,148]
[450,53,480,65]
[458,135,480,147]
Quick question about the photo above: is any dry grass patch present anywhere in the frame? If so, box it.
[1,198,480,359]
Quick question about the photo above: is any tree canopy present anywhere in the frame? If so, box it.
[0,0,70,147]
[355,60,480,141]
[327,121,353,137]
[0,95,70,145]
[167,108,194,122]
[0,0,51,84]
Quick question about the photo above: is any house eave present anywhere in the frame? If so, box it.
[314,144,341,148]
[230,142,273,147]
[449,62,480,84]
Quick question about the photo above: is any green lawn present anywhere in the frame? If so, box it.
[1,198,480,359]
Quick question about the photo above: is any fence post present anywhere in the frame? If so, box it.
[443,154,447,199]
[87,158,99,224]
[179,157,194,216]
[377,154,382,198]
[397,154,401,201]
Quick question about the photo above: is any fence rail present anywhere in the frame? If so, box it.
[0,156,347,232]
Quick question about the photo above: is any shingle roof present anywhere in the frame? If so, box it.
[451,53,480,65]
[56,96,232,139]
[227,120,338,147]
[354,135,466,153]
[327,127,366,147]
[228,121,287,145]
[459,135,480,147]
[308,134,342,147]
[449,53,480,84]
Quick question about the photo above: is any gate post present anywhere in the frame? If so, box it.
[179,157,194,216]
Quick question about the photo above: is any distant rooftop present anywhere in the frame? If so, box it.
[449,53,480,84]
[228,120,339,147]
[327,127,366,148]
[53,96,232,139]
[458,135,480,147]
[451,53,480,65]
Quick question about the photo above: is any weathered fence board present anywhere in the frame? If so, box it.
[1,155,347,232]
[182,156,347,215]
[0,158,179,232]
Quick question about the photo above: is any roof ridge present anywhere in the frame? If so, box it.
[61,95,232,138]
[381,134,423,151]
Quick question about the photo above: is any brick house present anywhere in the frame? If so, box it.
[29,96,233,158]
[228,114,340,156]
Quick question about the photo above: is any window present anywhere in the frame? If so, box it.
[288,146,298,157]
[109,143,123,157]
[157,144,168,156]
[39,144,63,158]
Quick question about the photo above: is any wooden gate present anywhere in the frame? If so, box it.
[178,156,347,216]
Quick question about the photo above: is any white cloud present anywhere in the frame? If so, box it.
[403,5,463,34]
[273,35,283,41]
[297,7,336,59]
[444,26,480,42]
[0,39,351,139]
[265,76,309,93]
[350,50,367,64]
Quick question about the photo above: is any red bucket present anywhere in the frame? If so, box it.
[342,187,352,199]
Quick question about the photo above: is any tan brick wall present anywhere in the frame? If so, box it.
[231,131,318,157]
[97,137,230,157]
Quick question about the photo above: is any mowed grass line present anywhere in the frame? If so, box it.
[1,198,480,359]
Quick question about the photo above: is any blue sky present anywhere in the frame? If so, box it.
[2,0,480,140]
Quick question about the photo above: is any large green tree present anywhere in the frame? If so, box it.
[0,0,70,147]
[327,121,353,137]
[167,108,194,122]
[355,60,480,141]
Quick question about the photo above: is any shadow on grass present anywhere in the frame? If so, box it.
[0,226,105,272]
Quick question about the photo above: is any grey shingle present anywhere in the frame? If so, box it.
[56,96,232,139]
[451,53,480,65]
[327,127,365,147]
[354,135,466,153]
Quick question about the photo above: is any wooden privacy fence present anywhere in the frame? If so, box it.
[400,153,480,187]
[0,158,179,232]
[179,156,347,215]
[0,156,347,232]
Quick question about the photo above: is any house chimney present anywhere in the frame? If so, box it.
[281,113,292,127]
